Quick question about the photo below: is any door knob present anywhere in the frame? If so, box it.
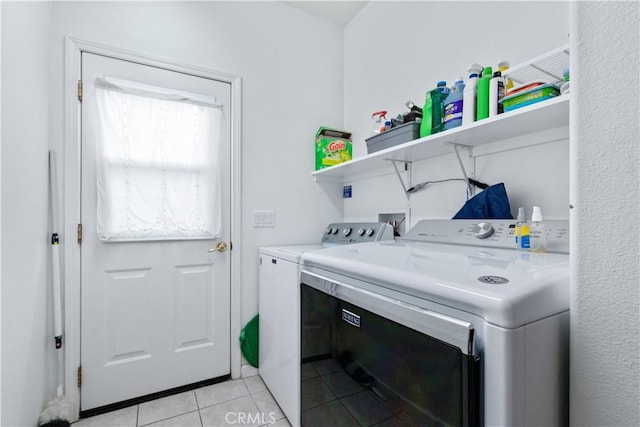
[208,242,227,253]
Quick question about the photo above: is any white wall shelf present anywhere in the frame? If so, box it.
[312,94,570,183]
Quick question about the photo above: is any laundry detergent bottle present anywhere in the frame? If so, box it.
[489,71,505,117]
[432,81,450,134]
[420,81,449,137]
[462,63,482,126]
[443,79,465,131]
[476,66,493,121]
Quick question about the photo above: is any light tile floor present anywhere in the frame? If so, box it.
[73,375,291,427]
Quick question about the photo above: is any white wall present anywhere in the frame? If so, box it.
[343,2,570,225]
[0,1,3,422]
[1,2,57,426]
[570,2,640,425]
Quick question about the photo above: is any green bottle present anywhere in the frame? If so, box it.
[420,92,433,138]
[476,67,493,121]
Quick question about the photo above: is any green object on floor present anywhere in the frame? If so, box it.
[239,314,259,368]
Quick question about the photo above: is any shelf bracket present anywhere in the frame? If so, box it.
[387,159,411,200]
[448,142,474,197]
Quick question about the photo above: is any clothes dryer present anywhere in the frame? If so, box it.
[258,222,394,425]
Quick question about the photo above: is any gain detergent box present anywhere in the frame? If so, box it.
[315,127,352,170]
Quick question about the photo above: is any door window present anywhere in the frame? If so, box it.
[93,77,224,241]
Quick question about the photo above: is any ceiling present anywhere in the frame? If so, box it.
[283,1,368,27]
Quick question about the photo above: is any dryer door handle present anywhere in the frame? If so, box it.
[301,269,476,356]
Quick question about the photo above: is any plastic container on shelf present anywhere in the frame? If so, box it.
[420,81,450,137]
[462,63,482,126]
[371,110,388,135]
[476,67,493,121]
[498,61,514,91]
[443,79,465,131]
[489,71,505,117]
[432,81,450,134]
[419,91,434,138]
[366,122,421,154]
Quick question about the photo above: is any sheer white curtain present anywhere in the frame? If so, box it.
[94,77,223,241]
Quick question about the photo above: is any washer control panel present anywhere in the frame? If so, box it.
[322,222,395,245]
[402,219,570,253]
[472,222,495,239]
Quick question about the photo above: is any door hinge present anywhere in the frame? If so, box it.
[77,80,83,102]
[77,224,83,244]
[230,241,233,251]
[77,366,82,388]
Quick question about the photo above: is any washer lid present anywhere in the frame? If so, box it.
[259,244,324,263]
[301,240,569,329]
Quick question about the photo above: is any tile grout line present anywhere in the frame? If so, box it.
[194,390,205,427]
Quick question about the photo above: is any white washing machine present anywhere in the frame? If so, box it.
[299,219,570,427]
[258,222,394,425]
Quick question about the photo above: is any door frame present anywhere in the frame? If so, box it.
[63,36,243,419]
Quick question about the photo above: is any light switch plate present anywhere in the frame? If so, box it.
[253,210,276,228]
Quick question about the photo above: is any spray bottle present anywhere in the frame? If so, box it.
[462,63,482,127]
[529,206,547,253]
[371,111,388,135]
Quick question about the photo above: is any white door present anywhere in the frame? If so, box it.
[80,52,231,410]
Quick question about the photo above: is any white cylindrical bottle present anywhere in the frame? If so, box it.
[462,63,483,126]
[498,60,514,92]
[489,71,505,117]
[529,206,547,253]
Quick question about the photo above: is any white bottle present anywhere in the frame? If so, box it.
[489,70,505,117]
[498,60,514,92]
[462,63,483,126]
[529,206,547,253]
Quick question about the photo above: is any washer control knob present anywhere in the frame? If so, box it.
[366,228,375,237]
[472,222,494,239]
[357,228,366,236]
[331,228,339,234]
[342,228,352,236]
[326,228,333,235]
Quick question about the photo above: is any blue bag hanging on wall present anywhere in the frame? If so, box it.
[452,183,513,219]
